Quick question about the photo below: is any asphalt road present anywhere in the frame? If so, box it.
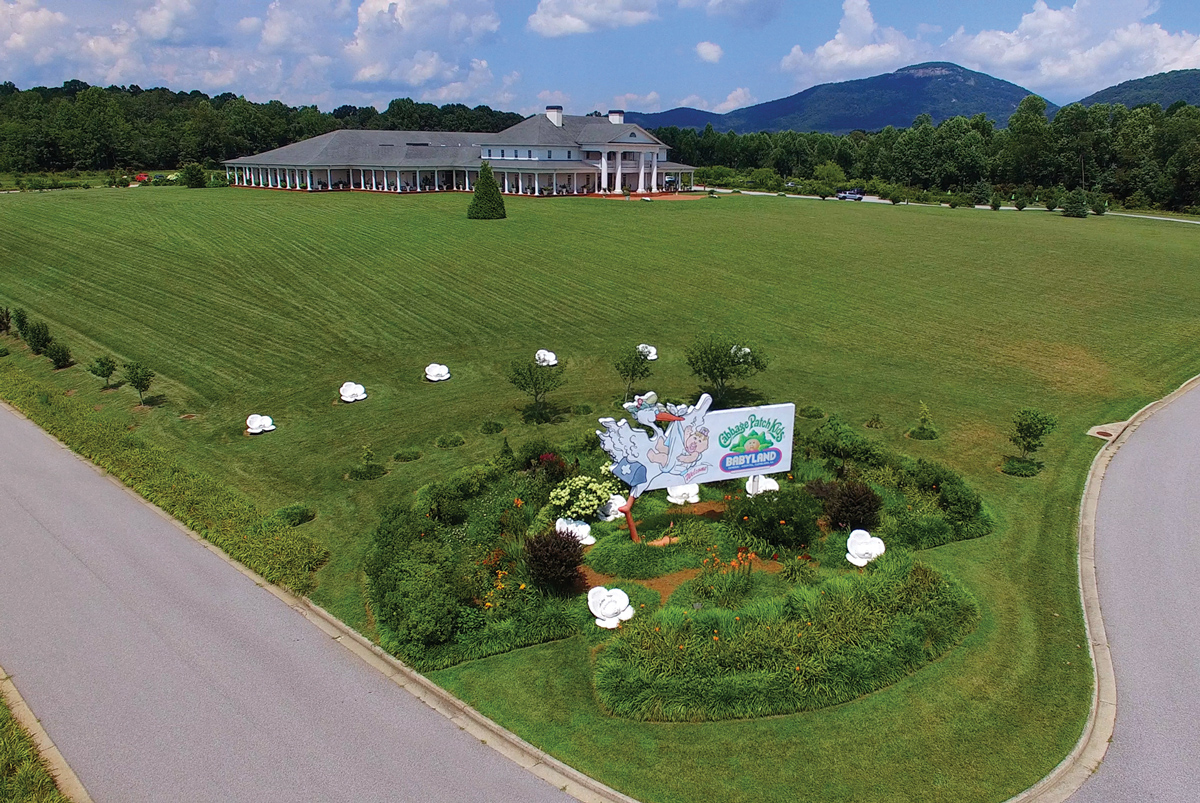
[0,406,573,803]
[1071,385,1200,802]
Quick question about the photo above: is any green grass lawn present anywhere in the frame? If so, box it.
[1,186,1197,801]
[0,690,69,803]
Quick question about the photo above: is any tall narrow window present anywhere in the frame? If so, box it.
[487,149,492,157]
[528,150,532,159]
[501,149,505,158]
[568,151,572,159]
[547,150,552,159]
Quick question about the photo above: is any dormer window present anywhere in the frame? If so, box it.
[501,149,505,158]
[629,132,636,138]
[527,150,532,159]
[547,150,552,159]
[487,149,492,157]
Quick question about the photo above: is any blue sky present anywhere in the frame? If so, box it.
[2,0,1197,113]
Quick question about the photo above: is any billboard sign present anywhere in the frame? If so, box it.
[597,392,794,499]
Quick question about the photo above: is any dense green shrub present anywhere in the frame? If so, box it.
[467,162,506,220]
[0,362,327,592]
[272,503,317,526]
[0,306,10,336]
[12,308,27,340]
[804,415,889,475]
[45,341,72,369]
[1014,194,1027,211]
[526,528,585,594]
[0,347,9,358]
[349,463,388,481]
[1041,186,1060,211]
[1090,193,1108,216]
[971,180,993,205]
[989,192,1003,210]
[818,481,883,531]
[593,550,979,721]
[435,432,465,448]
[393,447,422,462]
[24,321,52,355]
[373,542,460,647]
[548,474,618,519]
[797,404,825,419]
[480,420,504,434]
[880,509,954,549]
[727,485,822,550]
[1062,188,1089,218]
[1001,456,1042,477]
[902,458,987,538]
[178,162,206,188]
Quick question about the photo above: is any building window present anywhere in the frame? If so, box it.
[568,151,573,159]
[547,150,552,159]
[501,149,505,158]
[487,149,492,158]
[528,150,532,159]
[629,132,636,138]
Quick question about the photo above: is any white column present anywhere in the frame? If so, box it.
[465,171,471,191]
[600,153,608,192]
[616,152,623,193]
[519,172,525,194]
[503,172,509,193]
[416,169,421,191]
[651,152,658,192]
[552,172,558,195]
[327,168,332,189]
[307,169,313,191]
[637,151,646,193]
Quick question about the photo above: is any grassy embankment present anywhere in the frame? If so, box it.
[1,187,1197,802]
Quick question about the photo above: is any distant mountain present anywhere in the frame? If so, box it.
[1077,69,1200,109]
[626,63,1056,135]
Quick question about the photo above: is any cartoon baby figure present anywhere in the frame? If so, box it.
[675,425,710,468]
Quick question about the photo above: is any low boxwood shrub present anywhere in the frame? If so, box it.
[1001,456,1042,477]
[0,362,327,592]
[480,420,504,434]
[349,463,388,481]
[435,432,465,449]
[272,503,317,526]
[393,447,422,462]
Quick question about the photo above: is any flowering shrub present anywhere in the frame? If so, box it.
[726,485,822,550]
[548,474,619,520]
[696,545,757,607]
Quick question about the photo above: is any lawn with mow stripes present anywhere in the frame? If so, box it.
[1,186,1197,802]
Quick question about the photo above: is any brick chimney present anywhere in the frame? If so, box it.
[608,109,624,124]
[546,105,563,127]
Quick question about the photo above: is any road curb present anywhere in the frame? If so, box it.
[1004,371,1200,803]
[0,662,94,803]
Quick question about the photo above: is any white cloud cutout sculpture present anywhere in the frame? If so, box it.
[846,529,885,567]
[245,414,276,434]
[556,517,595,545]
[667,484,700,504]
[597,493,627,522]
[425,363,451,381]
[745,474,779,497]
[339,381,367,402]
[535,349,558,366]
[528,0,658,37]
[695,41,723,63]
[637,344,658,361]
[588,586,635,629]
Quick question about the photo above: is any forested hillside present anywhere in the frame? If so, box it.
[0,80,521,173]
[653,97,1200,211]
[1079,70,1200,110]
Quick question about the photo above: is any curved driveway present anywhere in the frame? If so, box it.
[1071,384,1200,802]
[0,406,573,803]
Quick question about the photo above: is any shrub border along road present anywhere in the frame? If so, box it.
[1006,370,1200,803]
[0,660,92,803]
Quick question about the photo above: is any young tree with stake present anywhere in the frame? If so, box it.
[613,345,653,403]
[123,362,155,404]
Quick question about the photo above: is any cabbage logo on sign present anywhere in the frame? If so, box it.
[718,416,787,473]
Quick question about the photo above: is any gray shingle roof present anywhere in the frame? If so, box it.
[224,129,489,167]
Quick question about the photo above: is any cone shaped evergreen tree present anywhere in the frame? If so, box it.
[467,162,506,220]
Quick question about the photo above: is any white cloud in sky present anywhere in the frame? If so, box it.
[678,0,780,27]
[235,16,262,34]
[944,0,1200,98]
[712,86,753,112]
[695,40,722,62]
[614,89,660,111]
[780,0,928,86]
[527,0,657,37]
[1,0,70,63]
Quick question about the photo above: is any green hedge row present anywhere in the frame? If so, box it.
[592,550,979,721]
[0,362,328,593]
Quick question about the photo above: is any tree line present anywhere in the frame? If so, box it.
[652,96,1200,211]
[0,79,523,174]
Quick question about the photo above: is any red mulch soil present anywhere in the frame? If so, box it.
[582,563,701,601]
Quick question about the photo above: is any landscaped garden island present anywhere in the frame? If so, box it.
[3,186,1198,802]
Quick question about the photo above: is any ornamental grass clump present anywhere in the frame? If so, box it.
[592,549,980,721]
[696,544,757,608]
[525,527,585,595]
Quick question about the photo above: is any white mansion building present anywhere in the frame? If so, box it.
[223,108,695,196]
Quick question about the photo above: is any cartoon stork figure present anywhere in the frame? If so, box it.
[597,392,713,541]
